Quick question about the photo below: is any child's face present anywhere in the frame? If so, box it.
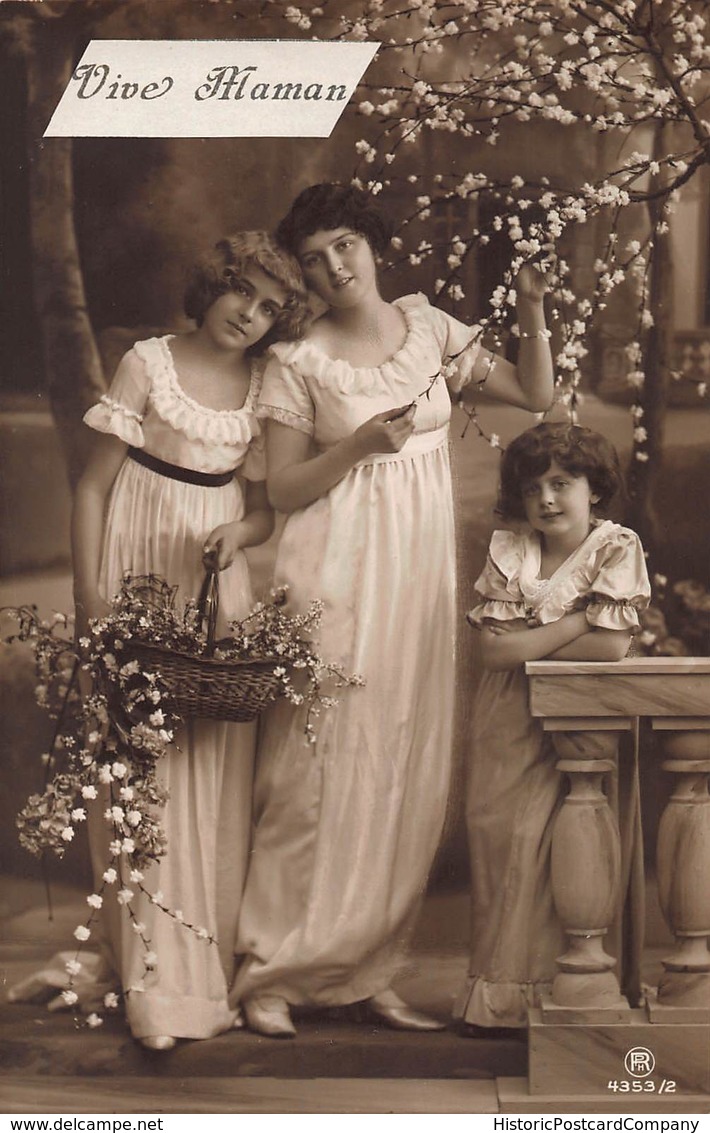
[297,227,378,309]
[521,460,599,545]
[203,266,287,352]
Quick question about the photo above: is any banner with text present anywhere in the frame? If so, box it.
[44,39,378,138]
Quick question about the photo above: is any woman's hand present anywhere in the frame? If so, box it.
[515,263,549,304]
[203,522,246,571]
[265,408,415,515]
[352,406,416,458]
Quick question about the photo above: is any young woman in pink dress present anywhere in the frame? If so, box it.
[230,184,555,1037]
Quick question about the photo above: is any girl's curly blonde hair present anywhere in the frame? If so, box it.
[184,231,309,353]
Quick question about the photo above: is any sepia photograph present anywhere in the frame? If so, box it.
[0,0,709,1118]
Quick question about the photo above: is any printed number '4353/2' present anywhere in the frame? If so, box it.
[607,1080,677,1093]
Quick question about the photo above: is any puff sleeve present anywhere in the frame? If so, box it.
[425,302,483,396]
[83,348,148,447]
[466,530,529,627]
[257,353,315,437]
[585,529,651,631]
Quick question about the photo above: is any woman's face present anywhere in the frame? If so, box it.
[297,228,378,308]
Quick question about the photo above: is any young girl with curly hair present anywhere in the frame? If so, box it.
[455,422,651,1032]
[72,232,306,1049]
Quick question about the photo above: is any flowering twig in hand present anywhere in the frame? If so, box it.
[385,368,445,421]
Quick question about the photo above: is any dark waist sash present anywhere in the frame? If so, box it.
[127,446,235,487]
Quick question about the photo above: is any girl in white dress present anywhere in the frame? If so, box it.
[230,183,555,1037]
[455,422,651,1031]
[72,232,306,1050]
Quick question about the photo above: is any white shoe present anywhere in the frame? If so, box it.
[139,1034,177,1051]
[366,989,446,1032]
[244,995,296,1038]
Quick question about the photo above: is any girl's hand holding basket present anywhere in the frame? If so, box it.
[203,521,259,575]
[202,526,244,572]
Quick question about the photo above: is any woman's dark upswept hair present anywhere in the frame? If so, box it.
[497,422,623,522]
[184,231,308,353]
[276,183,394,257]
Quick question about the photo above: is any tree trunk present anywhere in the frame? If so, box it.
[25,18,105,490]
[625,123,673,565]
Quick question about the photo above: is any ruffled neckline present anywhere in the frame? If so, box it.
[136,336,262,446]
[268,294,439,395]
[488,520,617,623]
[472,520,647,629]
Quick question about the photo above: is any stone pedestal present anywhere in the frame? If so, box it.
[528,1008,710,1096]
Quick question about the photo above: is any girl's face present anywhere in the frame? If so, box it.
[521,460,599,546]
[297,228,378,308]
[202,265,287,352]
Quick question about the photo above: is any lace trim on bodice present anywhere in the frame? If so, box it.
[516,520,616,614]
[256,403,315,436]
[136,336,263,447]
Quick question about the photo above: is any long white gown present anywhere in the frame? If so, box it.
[232,294,480,1007]
[83,335,263,1039]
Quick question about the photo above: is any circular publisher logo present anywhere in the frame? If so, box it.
[624,1047,656,1077]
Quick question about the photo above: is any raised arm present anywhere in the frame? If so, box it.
[460,265,554,413]
[72,432,127,635]
[265,408,415,514]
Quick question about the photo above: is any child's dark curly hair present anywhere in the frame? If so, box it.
[184,231,308,354]
[497,422,623,521]
[276,183,394,258]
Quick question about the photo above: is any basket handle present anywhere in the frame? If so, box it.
[197,565,220,656]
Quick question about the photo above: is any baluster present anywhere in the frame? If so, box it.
[655,728,710,1010]
[548,729,628,1010]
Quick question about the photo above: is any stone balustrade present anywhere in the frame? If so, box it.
[516,657,710,1106]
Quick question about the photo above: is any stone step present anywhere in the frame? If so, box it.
[0,1001,526,1081]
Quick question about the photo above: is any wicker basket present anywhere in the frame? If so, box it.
[124,641,282,722]
[122,568,284,723]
